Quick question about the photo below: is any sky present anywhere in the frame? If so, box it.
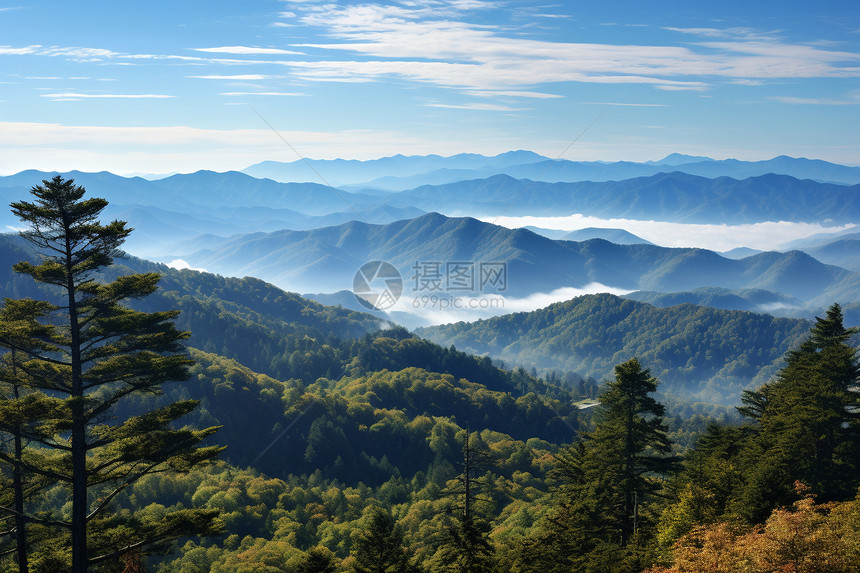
[1,0,858,175]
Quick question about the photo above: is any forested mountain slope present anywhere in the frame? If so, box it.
[417,293,813,403]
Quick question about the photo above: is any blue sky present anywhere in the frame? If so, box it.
[1,0,858,174]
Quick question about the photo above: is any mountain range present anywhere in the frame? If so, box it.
[170,213,859,320]
[383,172,860,224]
[3,167,856,259]
[242,152,860,189]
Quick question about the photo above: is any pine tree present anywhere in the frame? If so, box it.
[0,176,223,572]
[540,358,675,572]
[737,303,860,522]
[585,358,674,545]
[435,430,496,573]
[0,297,67,572]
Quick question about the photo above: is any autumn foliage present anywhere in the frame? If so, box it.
[647,483,860,573]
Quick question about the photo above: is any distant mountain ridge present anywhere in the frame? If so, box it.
[239,152,860,189]
[383,172,860,224]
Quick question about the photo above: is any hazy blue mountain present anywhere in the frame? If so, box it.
[384,172,860,224]
[509,155,860,184]
[647,153,715,166]
[308,153,860,189]
[777,230,860,272]
[523,226,651,244]
[416,293,812,403]
[798,236,860,272]
[779,227,860,250]
[0,169,381,215]
[174,213,858,306]
[241,150,549,186]
[561,227,652,244]
[1,170,423,259]
[151,170,380,214]
[521,226,569,240]
[345,167,500,192]
[721,247,764,259]
[673,155,860,184]
[176,212,586,295]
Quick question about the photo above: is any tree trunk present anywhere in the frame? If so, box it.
[12,375,29,573]
[65,227,88,573]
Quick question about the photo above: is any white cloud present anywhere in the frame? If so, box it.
[220,91,306,96]
[581,101,667,107]
[278,4,860,91]
[655,84,709,91]
[385,283,631,326]
[189,74,275,80]
[40,92,174,99]
[465,90,563,98]
[426,102,521,111]
[166,259,208,272]
[484,214,859,252]
[772,91,860,105]
[664,27,780,41]
[194,46,303,55]
[0,45,40,55]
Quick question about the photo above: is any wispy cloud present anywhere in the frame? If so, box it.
[581,102,668,107]
[664,27,780,41]
[772,92,860,105]
[189,74,276,80]
[426,102,522,111]
[220,91,306,96]
[655,85,709,91]
[4,10,856,97]
[0,45,40,55]
[465,90,563,99]
[486,215,858,252]
[40,92,174,99]
[194,46,303,55]
[277,4,860,91]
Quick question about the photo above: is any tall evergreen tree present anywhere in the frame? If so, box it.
[435,431,496,573]
[0,176,223,572]
[737,303,860,522]
[0,295,68,572]
[535,358,675,573]
[583,358,674,545]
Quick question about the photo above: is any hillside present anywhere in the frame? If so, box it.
[417,293,813,403]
